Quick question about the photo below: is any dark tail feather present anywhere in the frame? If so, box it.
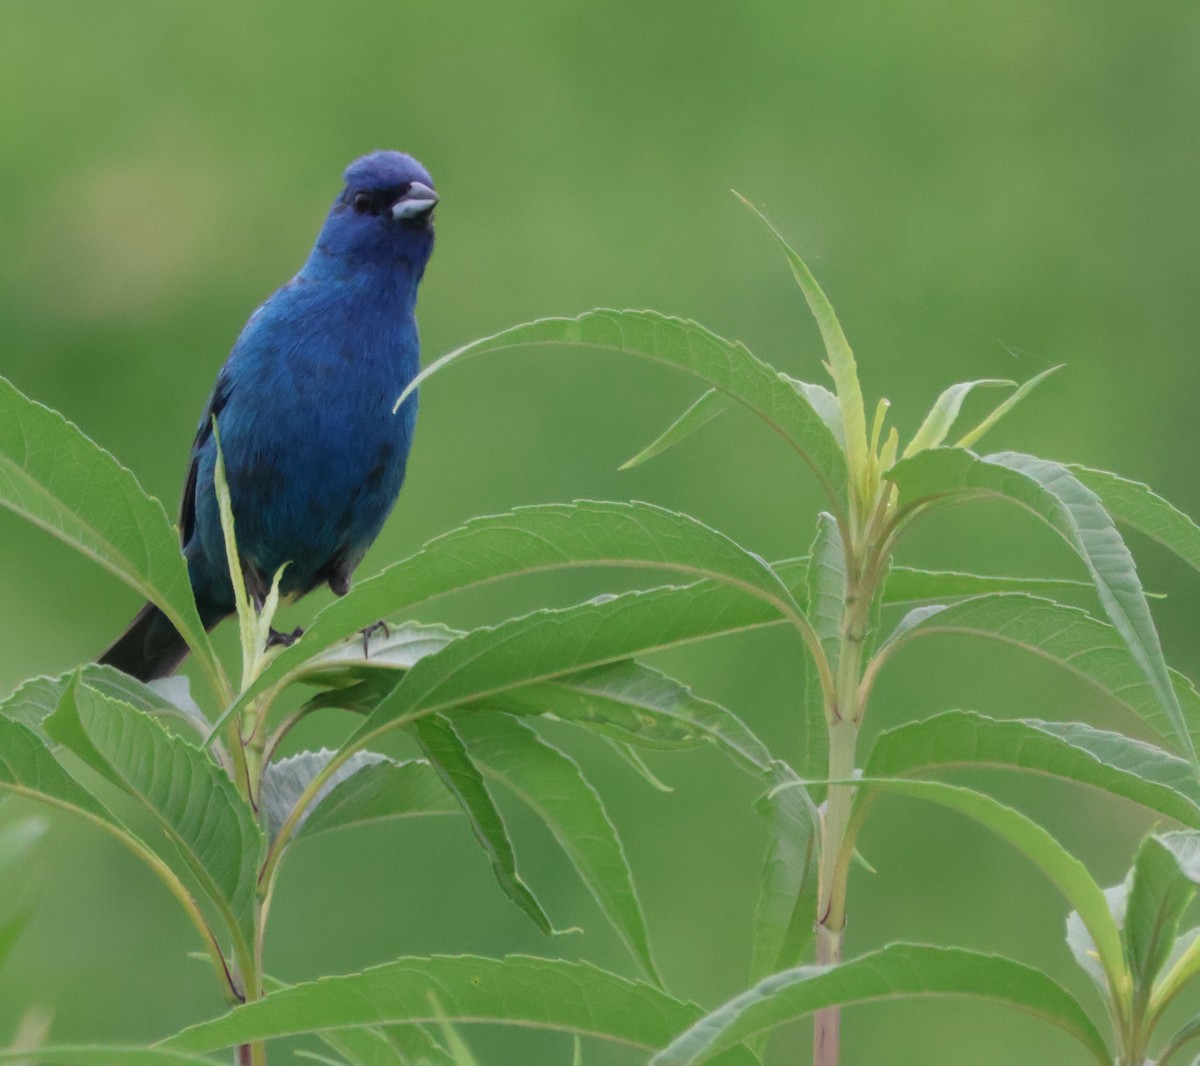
[99,603,192,682]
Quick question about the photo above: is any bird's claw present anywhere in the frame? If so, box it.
[361,620,390,658]
[267,626,304,648]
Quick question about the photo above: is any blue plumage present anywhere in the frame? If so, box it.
[102,151,437,680]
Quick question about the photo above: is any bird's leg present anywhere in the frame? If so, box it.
[267,626,304,648]
[361,620,389,658]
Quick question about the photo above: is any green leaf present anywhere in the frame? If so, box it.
[888,448,1195,766]
[0,374,219,692]
[221,499,805,737]
[163,955,759,1066]
[44,681,262,942]
[0,1050,221,1065]
[649,943,1110,1066]
[353,583,774,740]
[864,711,1200,828]
[953,365,1062,450]
[736,197,868,487]
[458,712,658,981]
[1124,832,1200,1000]
[871,593,1200,754]
[491,661,767,768]
[411,715,555,935]
[903,379,1014,458]
[802,513,841,787]
[0,665,209,741]
[621,389,728,470]
[318,1024,453,1066]
[1066,880,1128,994]
[853,778,1125,993]
[750,763,819,983]
[395,309,848,499]
[260,750,455,844]
[0,715,111,820]
[1069,465,1200,574]
[881,567,1092,605]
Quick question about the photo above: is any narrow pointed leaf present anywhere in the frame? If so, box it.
[903,379,1013,458]
[1,665,209,741]
[1124,833,1200,997]
[889,448,1194,766]
[750,763,819,982]
[163,955,759,1066]
[0,375,218,686]
[459,712,658,980]
[650,943,1110,1065]
[865,711,1200,827]
[261,750,455,843]
[395,309,847,497]
[621,389,728,470]
[1069,465,1200,574]
[354,583,776,739]
[223,499,806,735]
[44,682,262,940]
[854,779,1124,990]
[872,592,1200,754]
[882,568,1091,605]
[737,197,868,483]
[801,513,841,788]
[953,366,1062,449]
[411,715,555,935]
[1066,880,1128,993]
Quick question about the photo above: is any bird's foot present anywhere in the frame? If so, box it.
[361,620,390,658]
[267,626,304,648]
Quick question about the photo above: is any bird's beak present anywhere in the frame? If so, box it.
[391,182,439,220]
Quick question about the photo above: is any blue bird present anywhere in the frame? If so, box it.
[101,150,438,681]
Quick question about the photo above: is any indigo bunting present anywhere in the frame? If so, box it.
[101,150,438,681]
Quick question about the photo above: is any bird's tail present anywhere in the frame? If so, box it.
[99,603,193,682]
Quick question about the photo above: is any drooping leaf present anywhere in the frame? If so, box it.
[903,379,1014,458]
[649,943,1110,1065]
[352,583,779,740]
[411,715,556,935]
[458,712,658,981]
[0,665,209,742]
[220,499,805,735]
[881,567,1092,605]
[1069,465,1200,575]
[489,661,769,771]
[0,715,111,820]
[750,763,819,983]
[260,750,455,843]
[953,365,1062,449]
[871,593,1200,754]
[621,389,728,470]
[888,448,1194,766]
[394,309,848,500]
[864,711,1200,828]
[44,682,262,942]
[736,197,868,488]
[853,778,1124,991]
[0,374,220,694]
[163,955,759,1066]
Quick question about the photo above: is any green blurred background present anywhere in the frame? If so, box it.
[2,1,1199,1062]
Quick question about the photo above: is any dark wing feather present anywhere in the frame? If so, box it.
[179,369,232,546]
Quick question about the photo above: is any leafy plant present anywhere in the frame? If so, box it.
[3,200,1200,1065]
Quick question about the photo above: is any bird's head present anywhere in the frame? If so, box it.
[307,150,438,279]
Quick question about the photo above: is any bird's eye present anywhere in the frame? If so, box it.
[353,192,373,215]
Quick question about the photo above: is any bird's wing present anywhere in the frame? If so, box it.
[179,368,233,547]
